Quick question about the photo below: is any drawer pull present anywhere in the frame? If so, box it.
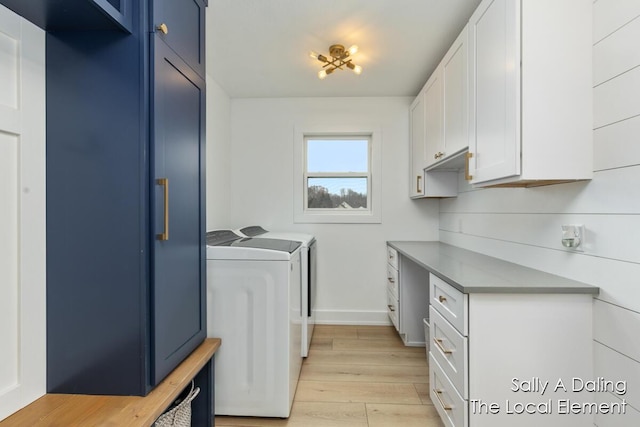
[387,277,395,283]
[433,338,453,355]
[433,389,453,411]
[438,295,447,303]
[156,178,169,241]
[387,304,395,312]
[465,152,473,181]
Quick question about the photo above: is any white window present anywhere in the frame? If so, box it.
[294,125,381,223]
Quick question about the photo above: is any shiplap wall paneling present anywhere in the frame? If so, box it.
[594,115,640,171]
[440,213,640,264]
[593,66,640,128]
[594,342,640,414]
[593,0,640,43]
[594,300,640,368]
[443,168,640,214]
[593,15,640,85]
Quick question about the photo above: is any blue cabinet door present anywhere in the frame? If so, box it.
[151,35,206,385]
[0,0,132,31]
[153,0,206,78]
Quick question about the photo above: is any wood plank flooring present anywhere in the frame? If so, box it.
[215,325,444,427]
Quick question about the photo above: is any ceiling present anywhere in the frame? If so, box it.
[206,0,481,98]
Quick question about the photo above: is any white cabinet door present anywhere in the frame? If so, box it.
[424,70,444,168]
[0,4,46,421]
[442,25,468,158]
[409,92,425,198]
[468,0,520,184]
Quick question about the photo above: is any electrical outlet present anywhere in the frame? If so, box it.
[561,224,585,251]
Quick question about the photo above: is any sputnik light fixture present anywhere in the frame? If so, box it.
[309,44,363,79]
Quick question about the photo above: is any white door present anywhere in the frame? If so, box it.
[0,4,46,421]
[468,0,520,184]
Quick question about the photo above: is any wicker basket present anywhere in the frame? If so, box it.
[154,381,201,427]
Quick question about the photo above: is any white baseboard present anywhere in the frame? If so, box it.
[313,309,392,326]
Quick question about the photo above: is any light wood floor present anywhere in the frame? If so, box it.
[215,325,445,427]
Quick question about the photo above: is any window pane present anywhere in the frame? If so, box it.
[307,139,368,172]
[307,177,368,209]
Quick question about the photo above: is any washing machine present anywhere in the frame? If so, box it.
[206,230,302,417]
[237,226,317,357]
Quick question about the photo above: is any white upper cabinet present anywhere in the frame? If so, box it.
[423,70,444,168]
[467,0,593,187]
[409,80,457,199]
[409,92,426,198]
[408,25,467,199]
[441,25,469,160]
[424,26,468,168]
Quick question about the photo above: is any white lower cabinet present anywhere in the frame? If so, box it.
[386,263,398,296]
[430,353,468,427]
[430,306,468,398]
[386,247,399,330]
[386,290,399,331]
[386,245,430,345]
[430,273,468,335]
[429,273,594,427]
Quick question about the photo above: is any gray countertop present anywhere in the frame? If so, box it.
[387,241,599,295]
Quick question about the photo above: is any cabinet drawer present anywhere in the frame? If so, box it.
[386,263,399,297]
[430,306,468,398]
[387,290,399,331]
[430,273,467,335]
[387,246,398,269]
[430,353,467,427]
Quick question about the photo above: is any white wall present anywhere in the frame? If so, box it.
[227,97,439,324]
[206,76,232,229]
[440,0,640,423]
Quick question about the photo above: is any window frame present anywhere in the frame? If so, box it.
[294,124,382,224]
[304,135,371,212]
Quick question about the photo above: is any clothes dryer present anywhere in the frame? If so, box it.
[237,226,317,357]
[206,230,302,417]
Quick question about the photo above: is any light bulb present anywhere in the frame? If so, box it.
[318,69,327,79]
[348,45,359,55]
[353,65,363,75]
[309,51,318,59]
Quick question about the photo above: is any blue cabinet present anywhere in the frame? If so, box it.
[151,35,207,385]
[44,0,207,397]
[0,0,133,31]
[153,0,207,78]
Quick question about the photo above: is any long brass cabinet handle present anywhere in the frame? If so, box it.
[157,178,169,241]
[465,152,473,181]
[157,23,169,34]
[416,175,422,193]
[433,338,453,355]
[433,389,453,411]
